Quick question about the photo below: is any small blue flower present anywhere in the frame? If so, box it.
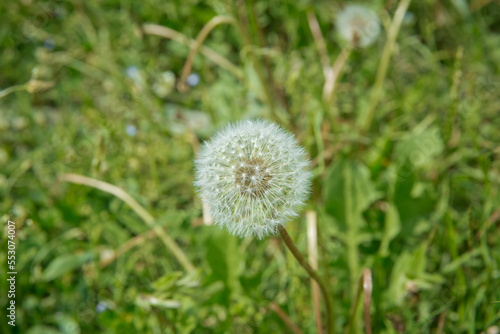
[55,7,67,19]
[126,124,137,137]
[403,11,415,25]
[126,66,141,80]
[96,301,107,313]
[186,73,200,87]
[43,39,55,50]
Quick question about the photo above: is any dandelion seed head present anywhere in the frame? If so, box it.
[336,5,381,48]
[194,119,312,239]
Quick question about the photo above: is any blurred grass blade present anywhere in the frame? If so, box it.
[269,302,304,334]
[142,23,243,80]
[322,46,352,104]
[361,0,412,132]
[59,173,196,273]
[306,9,330,77]
[345,268,373,334]
[177,15,236,92]
[307,210,322,334]
[362,269,373,334]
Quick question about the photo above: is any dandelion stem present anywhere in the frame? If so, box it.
[59,173,196,273]
[278,224,334,334]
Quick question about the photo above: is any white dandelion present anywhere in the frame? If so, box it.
[194,119,312,239]
[336,4,381,48]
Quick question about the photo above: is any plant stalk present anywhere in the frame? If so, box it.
[278,224,334,334]
[59,173,196,273]
[177,15,237,92]
[361,0,412,132]
[345,268,373,334]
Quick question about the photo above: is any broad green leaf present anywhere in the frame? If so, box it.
[203,228,241,307]
[43,252,94,282]
[205,229,240,287]
[394,126,443,168]
[393,165,436,236]
[324,158,379,228]
[407,243,427,278]
[386,243,444,306]
[386,251,412,305]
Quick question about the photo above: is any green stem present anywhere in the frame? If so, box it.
[236,0,284,125]
[361,0,412,132]
[278,225,334,334]
[344,163,360,333]
[0,84,28,100]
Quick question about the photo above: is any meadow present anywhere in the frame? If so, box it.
[0,0,499,333]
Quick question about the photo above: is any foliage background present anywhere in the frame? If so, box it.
[0,0,499,333]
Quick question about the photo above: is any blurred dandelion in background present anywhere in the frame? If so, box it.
[194,119,311,239]
[165,104,211,135]
[336,4,380,48]
[152,71,176,98]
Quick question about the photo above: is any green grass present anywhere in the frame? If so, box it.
[1,0,499,333]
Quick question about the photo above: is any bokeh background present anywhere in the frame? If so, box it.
[1,0,499,333]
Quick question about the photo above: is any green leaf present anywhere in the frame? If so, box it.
[43,252,94,282]
[393,166,436,236]
[27,326,61,334]
[379,203,401,257]
[205,229,240,287]
[394,127,443,168]
[324,158,379,228]
[151,271,184,291]
[407,243,427,278]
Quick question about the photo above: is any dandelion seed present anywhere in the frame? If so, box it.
[153,71,176,98]
[336,5,381,48]
[194,119,312,239]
